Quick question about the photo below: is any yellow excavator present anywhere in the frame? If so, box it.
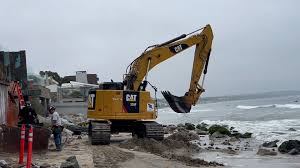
[87,24,213,144]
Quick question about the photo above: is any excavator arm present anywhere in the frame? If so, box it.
[124,24,213,113]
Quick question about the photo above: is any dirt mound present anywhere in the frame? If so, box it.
[119,131,223,167]
[119,138,170,155]
[163,154,224,167]
[166,130,199,142]
[120,131,200,154]
[93,145,134,168]
[163,131,200,153]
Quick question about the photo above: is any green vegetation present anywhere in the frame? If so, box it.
[40,70,63,85]
[185,123,195,130]
[196,123,208,131]
[208,124,231,135]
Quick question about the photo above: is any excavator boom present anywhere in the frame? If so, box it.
[124,25,214,113]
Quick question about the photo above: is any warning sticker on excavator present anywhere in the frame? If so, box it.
[147,103,154,112]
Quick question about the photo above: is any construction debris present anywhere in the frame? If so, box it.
[60,156,80,168]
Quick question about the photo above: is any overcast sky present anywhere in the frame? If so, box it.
[0,0,299,97]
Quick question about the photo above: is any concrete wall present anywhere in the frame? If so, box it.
[52,102,87,115]
[0,84,8,124]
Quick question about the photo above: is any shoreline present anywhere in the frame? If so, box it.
[1,112,299,168]
[0,131,299,168]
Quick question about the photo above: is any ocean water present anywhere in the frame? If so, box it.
[158,93,300,167]
[157,94,300,143]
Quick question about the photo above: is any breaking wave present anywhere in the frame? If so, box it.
[237,104,300,110]
[201,119,300,143]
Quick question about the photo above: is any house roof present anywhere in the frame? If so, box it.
[62,74,99,85]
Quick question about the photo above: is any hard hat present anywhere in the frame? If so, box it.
[25,101,31,107]
[49,105,56,111]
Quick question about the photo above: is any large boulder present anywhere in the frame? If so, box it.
[40,163,51,168]
[257,148,277,156]
[288,128,297,131]
[288,148,300,155]
[66,125,88,135]
[196,123,208,131]
[37,115,52,127]
[228,137,240,142]
[231,132,252,138]
[240,132,252,138]
[164,125,177,134]
[167,125,177,132]
[0,160,9,168]
[210,131,228,139]
[196,129,209,135]
[185,123,196,130]
[222,141,232,146]
[262,140,279,148]
[208,125,230,136]
[278,140,300,154]
[60,156,80,168]
[177,123,185,128]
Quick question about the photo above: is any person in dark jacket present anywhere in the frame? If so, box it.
[18,102,38,125]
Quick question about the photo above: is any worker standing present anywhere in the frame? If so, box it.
[18,102,38,125]
[49,106,63,151]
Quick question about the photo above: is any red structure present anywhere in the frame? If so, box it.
[13,81,26,109]
[6,82,22,126]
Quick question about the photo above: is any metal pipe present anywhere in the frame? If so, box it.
[145,58,151,81]
[158,34,186,47]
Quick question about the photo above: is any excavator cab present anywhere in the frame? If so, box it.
[99,82,124,90]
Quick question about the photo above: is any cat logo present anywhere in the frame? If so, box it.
[88,93,96,109]
[169,44,188,54]
[174,44,183,53]
[123,91,139,113]
[126,94,137,102]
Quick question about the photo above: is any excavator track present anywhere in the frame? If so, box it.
[89,121,111,145]
[135,122,164,141]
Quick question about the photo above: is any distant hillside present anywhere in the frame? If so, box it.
[157,90,300,108]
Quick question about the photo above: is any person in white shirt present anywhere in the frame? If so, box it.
[49,106,63,151]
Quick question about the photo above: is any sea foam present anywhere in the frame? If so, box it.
[236,104,300,110]
[201,119,300,143]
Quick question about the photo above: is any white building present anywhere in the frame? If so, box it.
[76,71,88,84]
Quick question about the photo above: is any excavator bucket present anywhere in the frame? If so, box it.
[161,91,191,113]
